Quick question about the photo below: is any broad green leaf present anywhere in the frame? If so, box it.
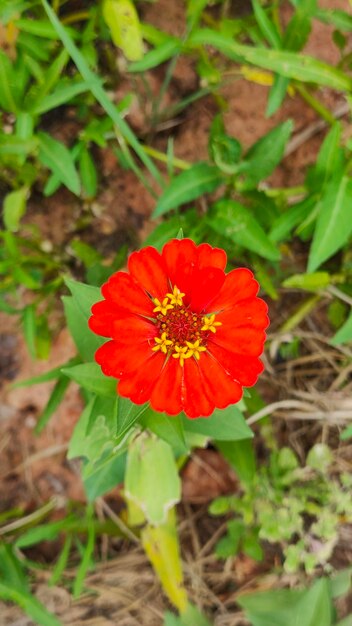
[238,578,332,626]
[283,272,330,292]
[41,0,163,186]
[0,544,28,590]
[68,399,94,460]
[62,296,104,361]
[189,29,352,91]
[208,199,281,261]
[116,396,148,438]
[103,0,143,61]
[83,448,127,500]
[308,173,352,271]
[182,405,253,442]
[69,396,118,462]
[216,439,256,485]
[3,187,28,232]
[38,132,80,195]
[129,39,181,72]
[153,163,223,217]
[125,434,181,525]
[330,312,352,345]
[241,120,293,186]
[65,278,101,319]
[62,362,117,397]
[141,408,188,455]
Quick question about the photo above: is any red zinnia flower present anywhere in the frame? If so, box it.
[89,238,269,418]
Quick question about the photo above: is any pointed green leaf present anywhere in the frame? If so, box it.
[182,405,253,441]
[38,132,80,195]
[62,362,117,397]
[153,162,223,217]
[330,312,352,345]
[208,199,280,261]
[3,187,28,232]
[308,173,352,271]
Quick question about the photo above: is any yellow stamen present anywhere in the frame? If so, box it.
[152,332,173,354]
[172,345,192,367]
[201,314,222,334]
[185,339,206,360]
[153,296,174,315]
[167,285,185,307]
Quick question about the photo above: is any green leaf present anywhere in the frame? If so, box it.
[41,0,163,186]
[68,396,118,462]
[79,145,98,198]
[0,583,62,626]
[3,187,28,232]
[313,122,342,189]
[38,132,80,195]
[116,397,148,438]
[83,448,127,500]
[0,50,17,112]
[153,162,223,217]
[129,39,181,72]
[62,362,117,397]
[283,272,330,292]
[65,278,101,319]
[140,408,188,455]
[22,303,37,358]
[241,120,293,186]
[307,173,352,272]
[216,439,256,485]
[125,434,181,525]
[182,405,253,442]
[103,0,143,61]
[252,0,281,49]
[269,196,315,243]
[189,29,352,92]
[330,312,352,345]
[315,8,352,32]
[35,375,71,434]
[238,578,332,626]
[32,81,90,115]
[63,296,104,361]
[208,199,281,261]
[73,507,95,598]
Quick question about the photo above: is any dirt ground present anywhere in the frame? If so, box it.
[1,1,352,624]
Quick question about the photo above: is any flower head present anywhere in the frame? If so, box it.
[89,238,269,418]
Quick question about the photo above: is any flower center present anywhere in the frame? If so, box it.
[151,286,221,366]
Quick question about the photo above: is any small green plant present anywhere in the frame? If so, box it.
[210,442,352,573]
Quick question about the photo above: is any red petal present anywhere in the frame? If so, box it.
[95,339,152,378]
[209,268,259,313]
[118,352,165,404]
[112,314,157,343]
[101,271,154,317]
[162,238,198,300]
[217,298,269,330]
[197,243,227,271]
[212,326,266,357]
[207,342,264,387]
[182,357,214,418]
[89,300,121,337]
[189,267,225,312]
[198,352,243,408]
[128,247,169,300]
[150,357,183,415]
